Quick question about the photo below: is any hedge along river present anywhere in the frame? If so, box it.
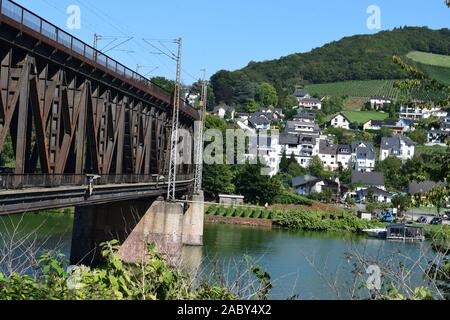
[0,211,435,300]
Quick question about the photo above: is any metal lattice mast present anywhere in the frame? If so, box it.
[167,38,183,201]
[194,70,207,194]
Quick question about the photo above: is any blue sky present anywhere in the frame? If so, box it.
[13,0,450,84]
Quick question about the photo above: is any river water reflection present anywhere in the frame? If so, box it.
[0,214,434,300]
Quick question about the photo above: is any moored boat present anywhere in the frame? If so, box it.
[362,228,387,239]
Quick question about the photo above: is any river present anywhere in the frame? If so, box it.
[0,213,436,300]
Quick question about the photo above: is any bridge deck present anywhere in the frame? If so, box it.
[0,178,194,215]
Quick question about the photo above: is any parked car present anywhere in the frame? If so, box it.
[430,217,443,225]
[380,212,395,223]
[416,217,427,224]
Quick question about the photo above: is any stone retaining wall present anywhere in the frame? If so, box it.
[205,215,272,228]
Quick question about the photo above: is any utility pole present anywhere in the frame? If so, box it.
[167,37,183,201]
[194,69,207,194]
[93,33,99,61]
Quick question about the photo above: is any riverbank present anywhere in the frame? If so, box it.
[205,203,382,234]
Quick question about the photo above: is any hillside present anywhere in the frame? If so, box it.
[211,27,450,108]
[304,80,403,99]
[407,51,450,68]
[406,51,450,86]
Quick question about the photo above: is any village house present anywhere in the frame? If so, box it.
[363,119,414,134]
[293,88,311,101]
[348,171,387,202]
[428,129,449,146]
[399,105,443,121]
[369,96,392,110]
[211,104,235,120]
[380,135,415,162]
[351,142,376,172]
[293,112,316,123]
[319,140,339,171]
[356,187,393,203]
[285,120,321,136]
[351,171,385,189]
[408,181,448,205]
[277,134,319,169]
[329,113,351,130]
[298,97,322,110]
[427,116,450,146]
[336,144,352,169]
[292,175,340,196]
[248,116,271,130]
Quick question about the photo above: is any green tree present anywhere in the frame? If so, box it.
[407,128,428,145]
[235,162,282,205]
[288,153,297,166]
[0,135,14,167]
[151,76,176,94]
[375,156,405,190]
[279,151,289,173]
[256,82,278,108]
[427,186,449,216]
[203,164,235,200]
[392,194,412,217]
[283,95,299,111]
[308,156,324,178]
[247,99,261,113]
[287,162,307,177]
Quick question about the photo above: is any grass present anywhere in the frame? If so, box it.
[406,51,450,86]
[342,111,389,124]
[411,206,439,213]
[415,145,448,157]
[343,97,368,111]
[407,51,450,68]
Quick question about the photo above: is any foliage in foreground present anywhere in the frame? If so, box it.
[0,241,240,301]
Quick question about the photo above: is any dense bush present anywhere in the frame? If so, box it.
[273,192,313,206]
[272,209,382,232]
[0,241,237,300]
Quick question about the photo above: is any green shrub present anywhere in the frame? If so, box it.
[234,207,244,218]
[273,208,382,232]
[253,208,262,219]
[0,241,237,300]
[226,207,235,217]
[274,192,313,206]
[244,208,253,218]
[262,209,271,220]
[206,205,217,215]
[217,205,226,216]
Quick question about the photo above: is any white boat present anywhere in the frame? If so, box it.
[362,228,387,238]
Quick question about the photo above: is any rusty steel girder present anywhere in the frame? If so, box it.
[0,4,197,180]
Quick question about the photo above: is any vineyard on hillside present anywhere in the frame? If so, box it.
[304,80,404,99]
[304,79,447,101]
[407,51,450,68]
[415,63,450,86]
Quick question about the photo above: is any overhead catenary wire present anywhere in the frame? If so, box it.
[44,0,199,86]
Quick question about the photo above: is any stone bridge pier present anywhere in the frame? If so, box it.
[70,192,204,266]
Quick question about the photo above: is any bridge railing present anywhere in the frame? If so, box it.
[0,174,194,190]
[0,0,169,100]
[0,0,199,119]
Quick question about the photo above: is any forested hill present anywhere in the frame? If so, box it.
[211,27,450,107]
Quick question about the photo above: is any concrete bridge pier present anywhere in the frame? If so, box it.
[70,193,205,267]
[119,197,185,265]
[182,191,205,246]
[70,199,152,266]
